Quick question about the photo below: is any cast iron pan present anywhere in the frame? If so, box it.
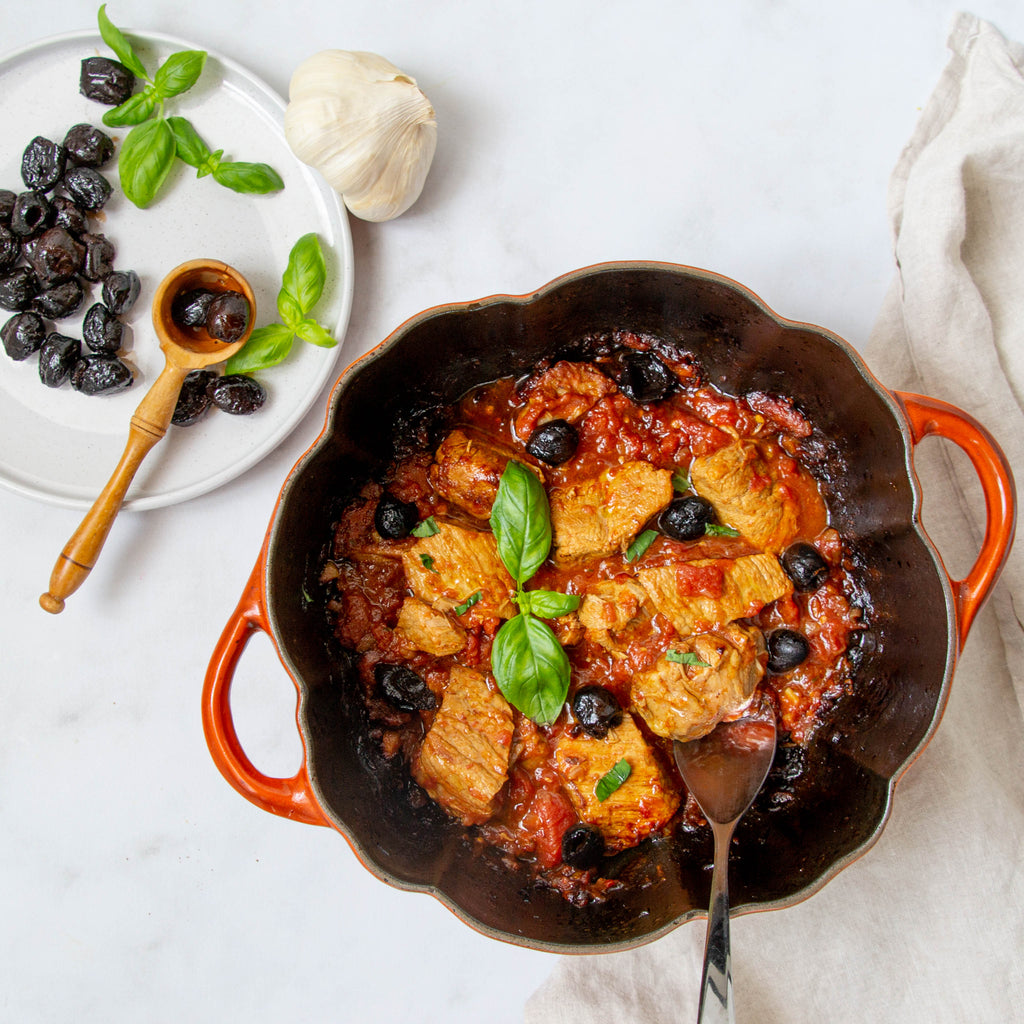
[202,263,1015,952]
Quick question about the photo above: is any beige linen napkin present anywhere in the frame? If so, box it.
[525,13,1024,1023]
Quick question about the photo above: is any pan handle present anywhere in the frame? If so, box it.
[895,391,1016,652]
[202,560,329,828]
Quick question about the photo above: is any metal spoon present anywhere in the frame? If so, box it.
[39,259,255,614]
[673,711,777,1024]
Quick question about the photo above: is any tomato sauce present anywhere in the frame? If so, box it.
[323,351,863,901]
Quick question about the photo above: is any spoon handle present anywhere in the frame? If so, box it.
[697,820,736,1024]
[39,362,189,614]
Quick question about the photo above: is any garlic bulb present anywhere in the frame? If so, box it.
[284,50,437,222]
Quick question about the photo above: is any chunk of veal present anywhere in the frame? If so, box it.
[688,439,801,551]
[636,553,792,634]
[394,596,466,655]
[413,665,514,825]
[553,712,680,852]
[550,461,673,565]
[429,428,540,520]
[632,623,766,742]
[578,576,648,632]
[513,361,617,440]
[401,521,516,619]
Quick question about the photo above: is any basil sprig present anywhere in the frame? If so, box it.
[224,233,336,375]
[92,5,283,207]
[490,463,580,725]
[169,118,284,194]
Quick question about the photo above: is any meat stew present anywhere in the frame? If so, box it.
[320,330,864,904]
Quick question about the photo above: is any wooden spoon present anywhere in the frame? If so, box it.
[39,259,255,614]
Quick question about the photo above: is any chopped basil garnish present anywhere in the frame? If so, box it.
[411,516,440,538]
[595,758,632,801]
[666,650,711,668]
[625,529,658,562]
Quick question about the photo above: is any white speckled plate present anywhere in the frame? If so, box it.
[0,30,353,510]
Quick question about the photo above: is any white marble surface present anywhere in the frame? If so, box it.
[2,2,1022,1022]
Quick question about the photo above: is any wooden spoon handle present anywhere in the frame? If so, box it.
[39,362,189,614]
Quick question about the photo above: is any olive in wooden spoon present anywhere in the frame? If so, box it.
[39,259,255,614]
[673,711,777,1024]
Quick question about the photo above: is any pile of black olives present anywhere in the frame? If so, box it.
[0,125,138,395]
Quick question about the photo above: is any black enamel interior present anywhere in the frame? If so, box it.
[262,264,954,951]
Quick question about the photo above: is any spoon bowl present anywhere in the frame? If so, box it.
[674,711,777,1023]
[39,259,255,614]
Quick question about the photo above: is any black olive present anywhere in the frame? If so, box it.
[572,685,623,738]
[70,353,133,395]
[374,492,419,539]
[526,418,579,465]
[1,312,46,360]
[0,227,19,272]
[9,192,53,238]
[0,190,14,226]
[38,333,81,387]
[0,267,40,312]
[82,303,124,353]
[561,824,606,870]
[209,374,266,415]
[62,167,112,211]
[205,290,250,343]
[373,662,438,712]
[33,278,84,320]
[659,495,715,541]
[780,542,829,592]
[766,629,810,673]
[102,270,141,315]
[171,287,216,328]
[172,369,217,426]
[51,195,89,236]
[21,137,67,193]
[62,124,114,168]
[22,227,85,285]
[79,56,135,105]
[80,232,116,281]
[616,350,675,403]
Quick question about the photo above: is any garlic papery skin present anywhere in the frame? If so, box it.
[284,50,437,222]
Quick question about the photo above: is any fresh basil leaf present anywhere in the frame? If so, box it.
[118,117,176,208]
[672,470,691,493]
[705,523,740,537]
[102,89,158,127]
[595,758,632,802]
[223,323,294,375]
[276,289,303,329]
[281,233,326,317]
[153,49,207,99]
[492,613,570,725]
[666,650,711,668]
[198,150,223,178]
[212,160,285,195]
[454,591,482,616]
[98,4,148,79]
[294,319,337,349]
[519,589,580,619]
[625,529,658,562]
[167,115,211,168]
[491,462,552,585]
[419,554,438,574]
[411,516,439,538]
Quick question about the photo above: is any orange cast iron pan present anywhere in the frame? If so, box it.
[202,262,1015,952]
